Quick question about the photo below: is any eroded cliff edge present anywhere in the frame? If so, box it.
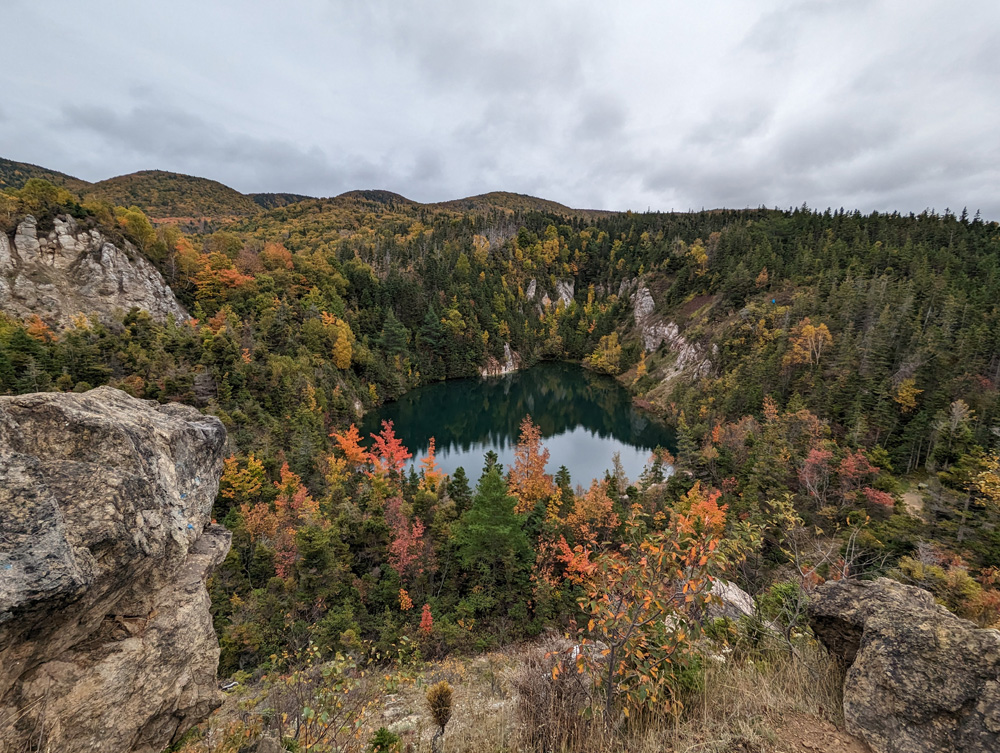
[0,386,230,753]
[0,214,188,327]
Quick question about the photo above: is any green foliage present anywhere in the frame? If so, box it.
[453,468,534,602]
[367,727,401,753]
[85,170,262,220]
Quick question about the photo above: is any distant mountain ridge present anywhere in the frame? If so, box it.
[84,170,263,220]
[0,155,612,224]
[0,157,91,192]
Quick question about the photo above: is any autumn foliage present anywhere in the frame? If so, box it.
[560,483,728,717]
[510,415,554,514]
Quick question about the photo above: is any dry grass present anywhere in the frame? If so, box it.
[177,633,850,753]
[356,633,847,753]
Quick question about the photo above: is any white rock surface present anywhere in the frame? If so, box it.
[630,285,712,378]
[0,214,188,327]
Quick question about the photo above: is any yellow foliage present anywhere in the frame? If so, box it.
[586,332,622,375]
[783,317,833,367]
[893,378,923,413]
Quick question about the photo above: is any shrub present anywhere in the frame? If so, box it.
[510,644,593,752]
[426,680,453,731]
[368,727,401,753]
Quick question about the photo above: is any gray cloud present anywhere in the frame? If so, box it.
[0,0,998,217]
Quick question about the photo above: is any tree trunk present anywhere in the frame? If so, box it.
[604,645,617,729]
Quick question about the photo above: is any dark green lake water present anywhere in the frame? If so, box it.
[360,362,675,487]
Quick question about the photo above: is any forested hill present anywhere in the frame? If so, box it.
[1,171,999,698]
[0,157,91,192]
[249,192,314,210]
[433,190,613,218]
[84,170,264,221]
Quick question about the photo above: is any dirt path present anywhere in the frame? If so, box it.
[775,713,869,753]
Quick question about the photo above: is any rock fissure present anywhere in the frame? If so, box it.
[809,577,1000,753]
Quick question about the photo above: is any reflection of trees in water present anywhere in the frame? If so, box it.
[362,363,675,458]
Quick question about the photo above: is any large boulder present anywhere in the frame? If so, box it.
[808,577,1000,753]
[0,214,188,327]
[0,386,230,753]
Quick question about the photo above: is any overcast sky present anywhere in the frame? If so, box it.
[3,0,998,216]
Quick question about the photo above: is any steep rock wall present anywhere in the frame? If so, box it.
[630,284,713,378]
[0,214,188,327]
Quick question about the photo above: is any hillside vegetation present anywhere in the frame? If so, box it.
[1,166,998,751]
[249,191,314,209]
[84,169,263,220]
[0,156,91,192]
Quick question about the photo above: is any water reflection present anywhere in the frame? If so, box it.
[360,363,675,485]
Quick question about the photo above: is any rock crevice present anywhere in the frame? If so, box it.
[809,577,1000,753]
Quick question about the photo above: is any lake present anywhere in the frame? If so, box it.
[360,362,675,487]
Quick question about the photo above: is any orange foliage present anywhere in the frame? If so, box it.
[369,420,412,477]
[510,415,554,514]
[566,480,620,544]
[399,588,414,611]
[240,501,279,543]
[419,437,444,491]
[274,462,320,524]
[25,315,55,343]
[331,424,370,467]
[561,485,728,715]
[261,242,294,270]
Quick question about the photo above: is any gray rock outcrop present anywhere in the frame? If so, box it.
[0,214,188,327]
[0,386,229,753]
[480,341,522,377]
[630,285,713,377]
[706,579,756,622]
[525,277,575,309]
[808,577,1000,753]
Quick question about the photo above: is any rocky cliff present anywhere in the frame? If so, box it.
[809,578,1000,753]
[480,342,522,377]
[0,387,229,753]
[0,214,188,327]
[628,281,714,377]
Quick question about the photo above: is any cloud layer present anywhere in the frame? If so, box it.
[2,0,998,216]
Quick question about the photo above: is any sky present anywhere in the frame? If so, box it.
[3,0,999,216]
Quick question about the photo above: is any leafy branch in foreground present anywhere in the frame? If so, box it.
[560,482,728,724]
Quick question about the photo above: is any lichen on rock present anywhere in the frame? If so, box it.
[0,386,229,753]
[809,577,1000,753]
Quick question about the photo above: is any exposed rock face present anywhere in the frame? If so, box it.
[525,278,537,301]
[480,341,522,377]
[554,279,574,306]
[808,577,1000,753]
[0,214,188,327]
[630,285,713,377]
[525,277,574,309]
[706,579,756,622]
[0,386,229,753]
